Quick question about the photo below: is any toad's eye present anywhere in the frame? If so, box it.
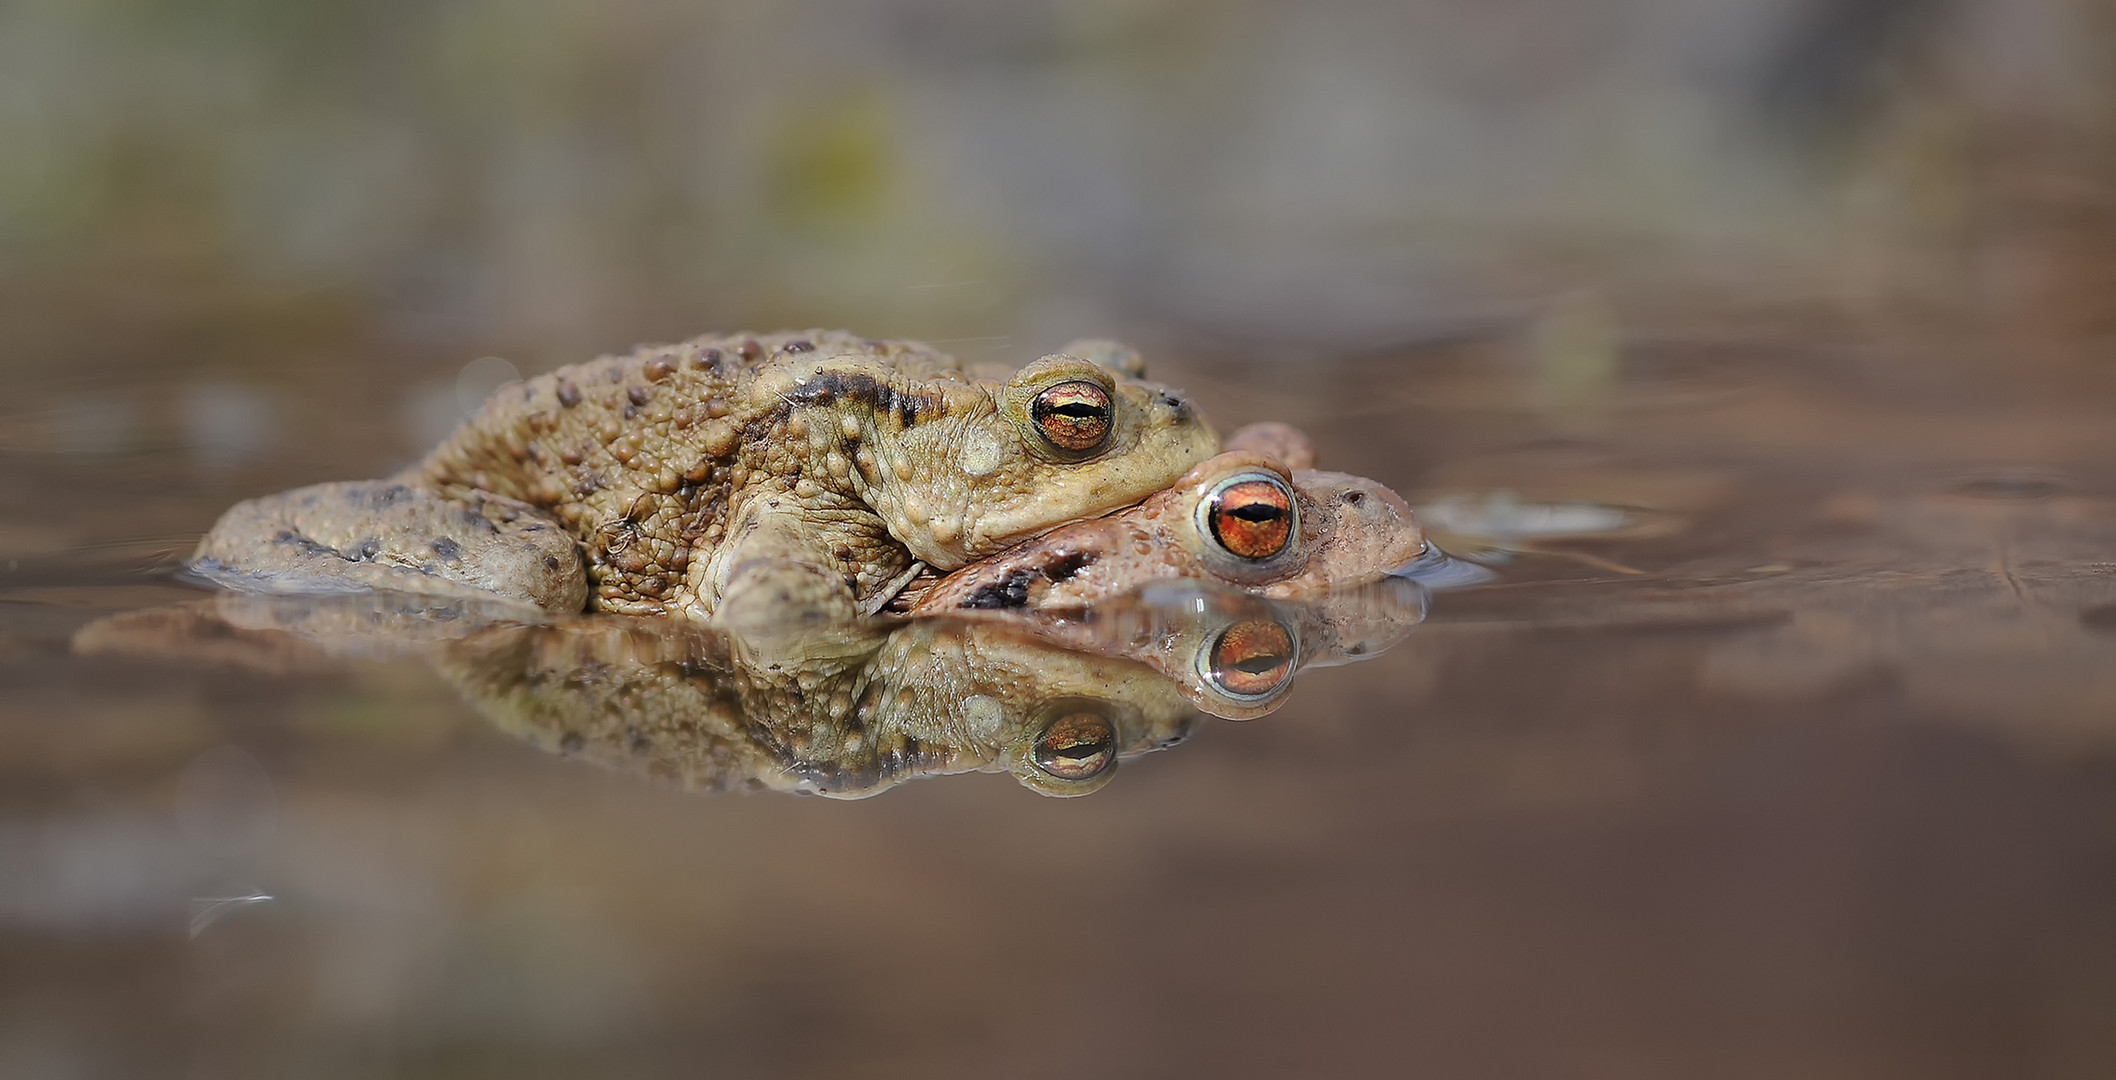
[1030,380,1114,452]
[1203,617,1297,701]
[1202,473,1295,560]
[1032,709,1117,781]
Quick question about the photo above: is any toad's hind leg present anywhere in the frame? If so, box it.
[698,512,863,631]
[188,481,589,614]
[693,487,916,631]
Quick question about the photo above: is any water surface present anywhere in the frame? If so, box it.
[7,324,2116,1078]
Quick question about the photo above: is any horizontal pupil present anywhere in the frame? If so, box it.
[1227,503,1284,522]
[1228,653,1290,674]
[1048,403,1106,419]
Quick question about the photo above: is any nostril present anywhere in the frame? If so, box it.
[1341,491,1365,505]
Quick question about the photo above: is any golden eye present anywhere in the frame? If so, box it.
[1030,380,1114,452]
[1203,474,1295,560]
[1031,710,1117,780]
[1203,617,1297,700]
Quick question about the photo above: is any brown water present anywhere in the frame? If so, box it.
[8,300,2116,1078]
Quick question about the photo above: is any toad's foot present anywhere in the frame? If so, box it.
[188,481,589,614]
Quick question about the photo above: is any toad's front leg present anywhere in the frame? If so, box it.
[189,481,589,614]
[689,483,922,629]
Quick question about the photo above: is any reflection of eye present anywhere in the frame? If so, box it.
[1032,710,1117,780]
[1030,380,1114,452]
[1201,473,1295,560]
[1203,618,1297,700]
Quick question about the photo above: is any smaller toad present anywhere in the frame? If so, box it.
[907,445,1426,613]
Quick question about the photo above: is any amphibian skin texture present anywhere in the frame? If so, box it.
[68,592,1210,798]
[908,450,1426,613]
[449,615,1203,799]
[190,330,1220,626]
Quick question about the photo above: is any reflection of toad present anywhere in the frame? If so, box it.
[998,577,1430,721]
[74,579,1426,797]
[190,331,1218,627]
[443,616,1202,798]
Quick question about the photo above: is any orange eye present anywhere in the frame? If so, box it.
[1204,618,1297,700]
[1031,710,1117,780]
[1203,474,1295,560]
[1030,380,1114,452]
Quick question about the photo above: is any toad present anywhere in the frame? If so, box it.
[189,330,1219,628]
[906,444,1426,614]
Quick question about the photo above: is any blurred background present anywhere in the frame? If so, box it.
[11,1,2116,1077]
[8,0,2116,361]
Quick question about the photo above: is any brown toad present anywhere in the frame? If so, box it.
[190,330,1219,627]
[907,443,1425,614]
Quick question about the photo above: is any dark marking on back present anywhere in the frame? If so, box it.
[429,537,464,561]
[363,485,413,509]
[272,530,335,557]
[788,370,941,425]
[963,568,1036,609]
[783,340,814,353]
[556,382,582,408]
[1044,550,1096,582]
[627,385,652,406]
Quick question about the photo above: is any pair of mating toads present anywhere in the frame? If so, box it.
[190,330,1427,625]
